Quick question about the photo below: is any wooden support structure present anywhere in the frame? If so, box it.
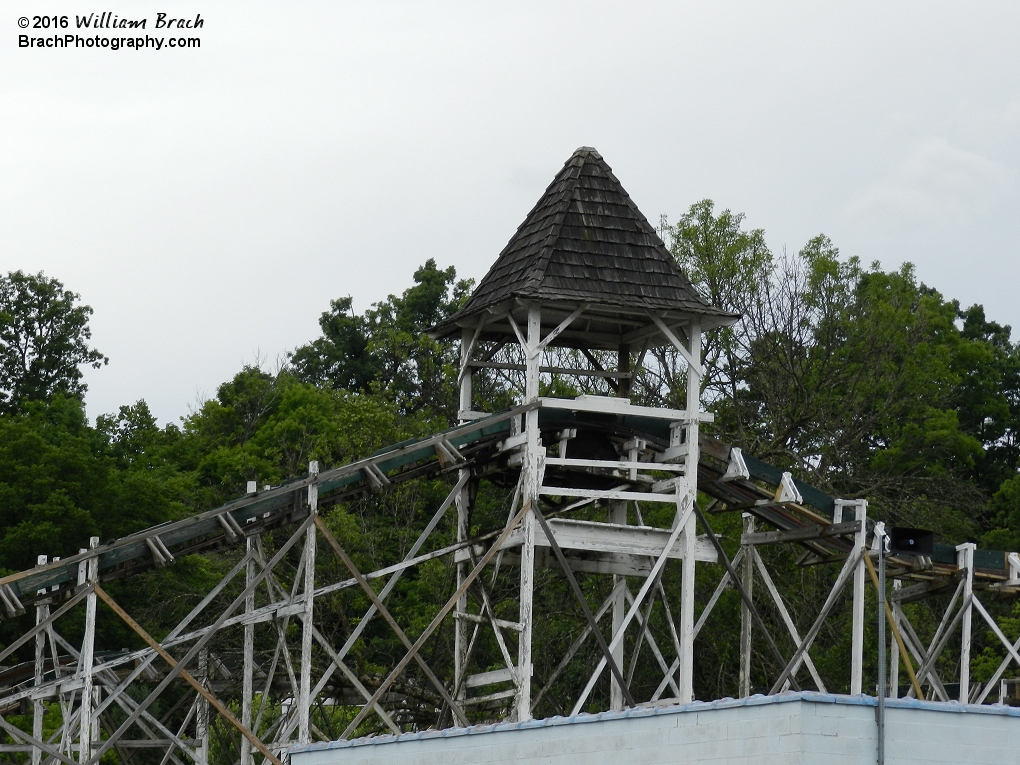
[609,502,627,712]
[0,145,1015,762]
[739,516,753,698]
[78,537,98,765]
[0,386,1013,759]
[957,542,976,703]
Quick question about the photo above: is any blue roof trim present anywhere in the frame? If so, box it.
[288,691,1020,754]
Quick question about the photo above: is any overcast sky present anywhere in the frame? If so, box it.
[4,1,1018,425]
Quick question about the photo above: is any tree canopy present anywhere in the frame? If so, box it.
[290,258,472,423]
[0,271,106,414]
[657,202,1020,544]
[0,206,1018,721]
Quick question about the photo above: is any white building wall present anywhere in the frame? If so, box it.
[290,693,1020,765]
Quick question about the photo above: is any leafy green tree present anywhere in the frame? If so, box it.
[0,396,190,573]
[954,305,1020,495]
[0,271,106,414]
[1,239,1016,720]
[655,202,772,430]
[292,259,472,423]
[984,475,1020,550]
[0,395,102,572]
[290,297,379,393]
[96,400,198,534]
[657,200,1020,555]
[182,366,407,498]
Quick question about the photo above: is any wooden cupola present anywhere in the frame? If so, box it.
[430,146,738,352]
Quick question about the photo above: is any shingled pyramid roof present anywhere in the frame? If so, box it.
[432,147,737,343]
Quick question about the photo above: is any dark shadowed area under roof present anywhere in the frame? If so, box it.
[431,147,738,349]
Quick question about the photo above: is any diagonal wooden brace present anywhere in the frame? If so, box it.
[93,586,282,765]
[340,502,533,739]
[692,502,800,692]
[313,515,470,727]
[768,546,864,694]
[534,508,635,707]
[85,517,311,765]
[0,715,78,765]
[862,552,924,698]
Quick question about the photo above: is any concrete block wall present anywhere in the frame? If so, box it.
[290,692,1020,765]
[882,703,1018,764]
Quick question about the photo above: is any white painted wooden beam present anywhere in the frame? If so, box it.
[539,486,683,504]
[502,517,716,563]
[539,395,713,422]
[957,542,976,702]
[650,314,703,378]
[535,304,589,353]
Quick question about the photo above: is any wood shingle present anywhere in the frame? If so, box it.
[433,147,737,343]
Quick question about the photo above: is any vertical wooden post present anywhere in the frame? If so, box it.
[56,559,72,759]
[739,515,754,698]
[957,542,976,703]
[78,537,98,764]
[617,344,631,399]
[33,555,48,765]
[516,304,542,722]
[889,579,901,698]
[197,650,210,764]
[679,319,701,704]
[298,462,319,743]
[455,327,473,699]
[525,304,541,404]
[609,502,627,711]
[459,326,473,417]
[684,319,701,470]
[877,525,887,765]
[454,477,471,704]
[678,498,696,703]
[240,536,255,765]
[850,500,868,695]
